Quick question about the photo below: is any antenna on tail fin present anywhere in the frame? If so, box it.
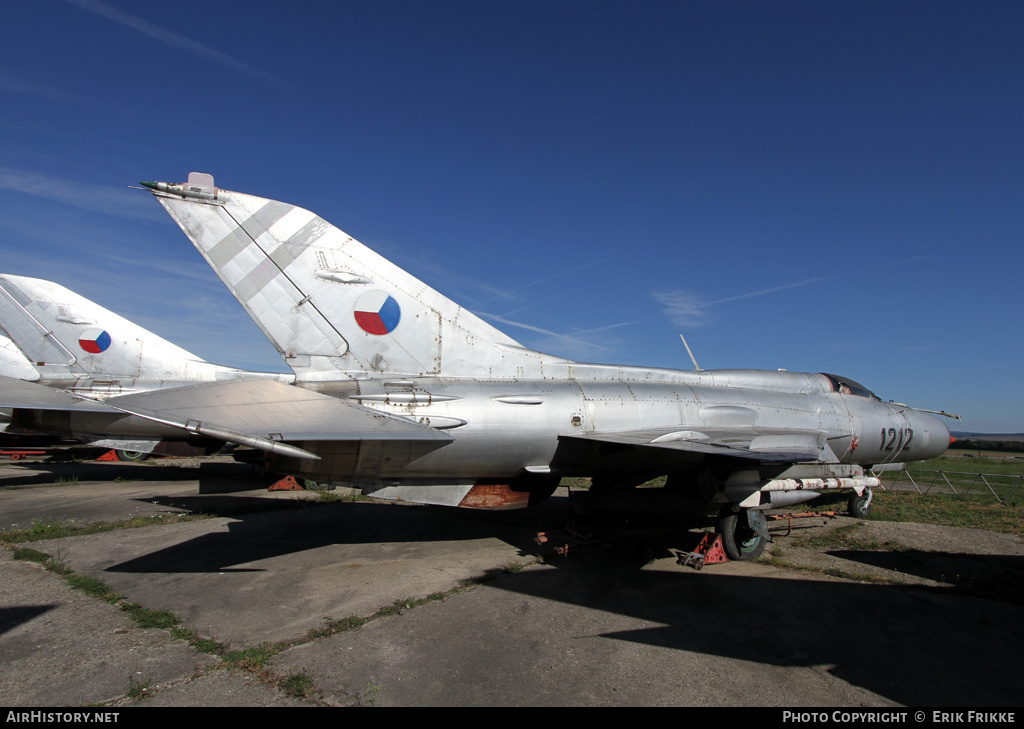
[679,333,702,371]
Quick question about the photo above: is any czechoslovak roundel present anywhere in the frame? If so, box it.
[79,328,112,353]
[353,291,401,335]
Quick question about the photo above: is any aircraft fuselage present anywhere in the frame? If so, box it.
[274,367,951,484]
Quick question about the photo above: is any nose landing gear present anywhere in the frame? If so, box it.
[848,487,873,517]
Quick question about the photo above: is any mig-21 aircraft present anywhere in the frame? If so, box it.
[0,273,291,458]
[0,173,955,559]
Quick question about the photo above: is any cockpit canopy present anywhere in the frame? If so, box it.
[821,373,879,400]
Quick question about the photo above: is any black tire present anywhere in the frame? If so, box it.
[114,449,148,462]
[848,488,873,517]
[716,508,767,561]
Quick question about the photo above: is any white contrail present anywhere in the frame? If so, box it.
[652,277,826,328]
[469,256,615,308]
[476,312,610,352]
[63,0,285,87]
[706,277,824,306]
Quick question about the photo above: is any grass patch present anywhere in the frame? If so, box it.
[885,456,1024,504]
[787,482,1024,539]
[764,546,902,585]
[9,545,189,625]
[280,672,317,699]
[0,513,212,545]
[171,627,230,657]
[126,678,150,701]
[357,684,381,707]
[780,520,911,553]
[223,643,282,670]
[12,546,123,603]
[65,572,122,602]
[120,602,180,630]
[865,490,1024,538]
[11,546,52,565]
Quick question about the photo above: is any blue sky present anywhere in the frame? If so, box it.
[1,1,1021,432]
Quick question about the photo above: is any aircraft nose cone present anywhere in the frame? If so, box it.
[908,409,952,460]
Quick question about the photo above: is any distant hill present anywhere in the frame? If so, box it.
[952,433,1024,442]
[949,433,1024,453]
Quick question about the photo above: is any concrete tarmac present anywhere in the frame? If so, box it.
[2,456,1022,707]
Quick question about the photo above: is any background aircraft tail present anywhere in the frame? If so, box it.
[0,274,271,391]
[146,174,568,380]
[0,333,41,382]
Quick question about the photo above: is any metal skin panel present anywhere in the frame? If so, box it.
[0,279,77,369]
[0,334,39,382]
[107,379,452,445]
[14,175,949,519]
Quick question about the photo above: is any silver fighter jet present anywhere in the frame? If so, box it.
[0,173,955,559]
[142,173,957,558]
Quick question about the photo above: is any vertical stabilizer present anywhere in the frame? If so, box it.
[0,333,41,381]
[146,174,568,380]
[0,274,278,389]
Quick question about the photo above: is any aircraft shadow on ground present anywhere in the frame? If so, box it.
[0,463,204,486]
[91,494,1024,705]
[0,459,268,488]
[0,604,56,637]
[485,554,1024,707]
[826,548,1024,604]
[106,496,574,574]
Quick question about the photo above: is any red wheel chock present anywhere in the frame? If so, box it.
[269,475,305,491]
[677,533,729,570]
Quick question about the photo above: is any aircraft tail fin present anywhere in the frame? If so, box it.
[0,333,41,382]
[0,274,226,387]
[145,174,567,380]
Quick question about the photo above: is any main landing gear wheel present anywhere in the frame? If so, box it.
[114,449,149,462]
[848,487,873,517]
[716,507,767,561]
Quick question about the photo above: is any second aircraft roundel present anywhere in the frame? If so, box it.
[353,290,401,335]
[79,328,112,354]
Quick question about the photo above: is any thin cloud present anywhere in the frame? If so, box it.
[0,167,164,223]
[63,0,285,88]
[651,290,709,328]
[653,277,826,328]
[468,256,616,308]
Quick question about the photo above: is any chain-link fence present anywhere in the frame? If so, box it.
[873,466,1023,505]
